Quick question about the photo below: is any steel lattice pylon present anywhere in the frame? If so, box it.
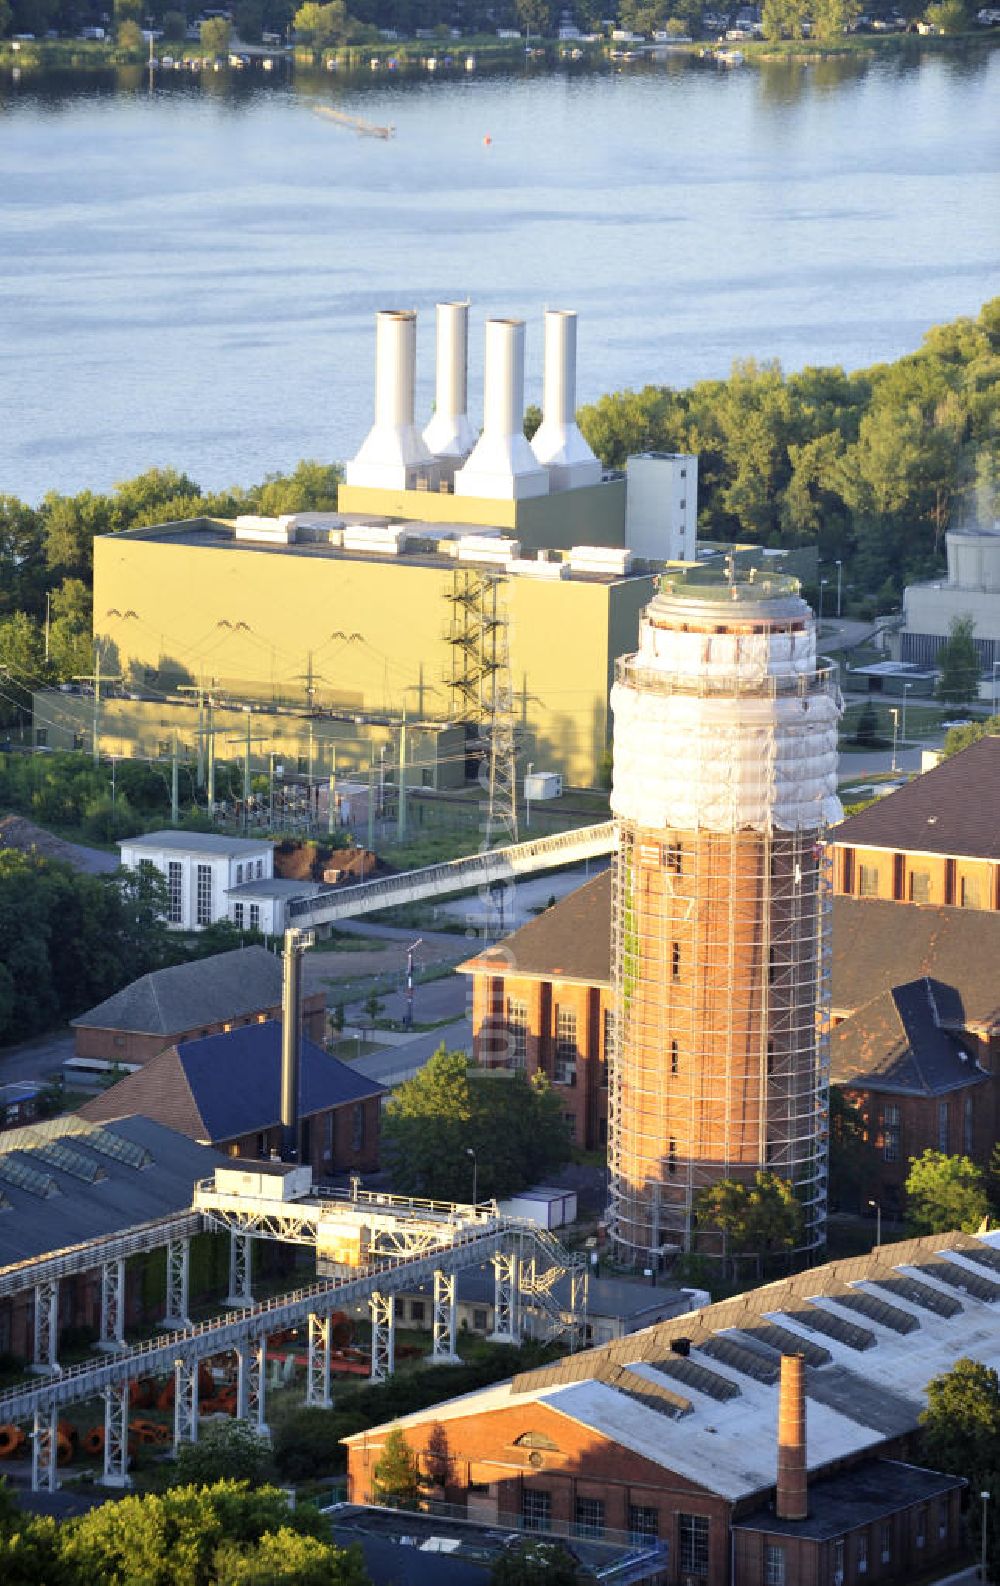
[443,569,519,856]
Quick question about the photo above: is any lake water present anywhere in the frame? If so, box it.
[1,48,998,503]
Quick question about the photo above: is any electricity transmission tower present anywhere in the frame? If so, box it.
[444,569,519,850]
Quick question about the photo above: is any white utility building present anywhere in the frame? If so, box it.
[118,832,274,931]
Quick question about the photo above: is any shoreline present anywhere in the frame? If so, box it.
[1,30,996,73]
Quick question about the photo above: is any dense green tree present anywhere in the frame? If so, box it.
[905,1149,988,1234]
[810,0,860,37]
[371,1427,423,1509]
[921,1358,1000,1582]
[695,1171,804,1276]
[492,1539,581,1585]
[201,14,231,51]
[940,717,1000,759]
[48,578,94,682]
[116,17,143,48]
[293,0,349,44]
[936,614,982,704]
[925,0,970,30]
[383,1046,572,1201]
[173,1421,273,1489]
[255,459,342,515]
[215,1527,369,1586]
[0,496,45,619]
[762,0,805,38]
[161,8,186,37]
[828,1088,873,1212]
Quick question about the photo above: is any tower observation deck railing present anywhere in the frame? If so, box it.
[615,656,838,701]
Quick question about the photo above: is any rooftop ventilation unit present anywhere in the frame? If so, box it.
[530,309,602,492]
[341,523,408,556]
[233,516,296,545]
[455,533,520,565]
[568,545,633,576]
[345,310,439,493]
[455,319,549,502]
[422,301,477,481]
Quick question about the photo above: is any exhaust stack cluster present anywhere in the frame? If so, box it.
[345,302,601,502]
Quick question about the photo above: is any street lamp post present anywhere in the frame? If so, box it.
[465,1147,477,1206]
[889,708,900,775]
[405,938,422,1029]
[818,578,828,626]
[867,1198,881,1248]
[836,559,843,619]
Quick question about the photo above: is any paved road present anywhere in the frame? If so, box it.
[0,1031,76,1087]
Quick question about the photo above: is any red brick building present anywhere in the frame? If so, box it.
[79,1021,383,1173]
[345,1231,987,1586]
[71,945,326,1069]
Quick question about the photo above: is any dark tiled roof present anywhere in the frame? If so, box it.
[459,869,612,986]
[0,1117,226,1269]
[833,735,1000,859]
[80,1022,385,1144]
[71,946,288,1036]
[831,897,1000,1029]
[734,1459,962,1542]
[830,976,989,1097]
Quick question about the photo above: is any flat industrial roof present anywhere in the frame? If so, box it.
[119,831,270,858]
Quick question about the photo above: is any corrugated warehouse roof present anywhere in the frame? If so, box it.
[79,1021,385,1144]
[832,735,1000,859]
[71,945,290,1036]
[344,1231,1000,1503]
[0,1116,225,1270]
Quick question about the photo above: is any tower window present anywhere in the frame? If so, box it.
[668,1138,677,1176]
[666,842,683,875]
[671,942,681,981]
[670,1041,679,1076]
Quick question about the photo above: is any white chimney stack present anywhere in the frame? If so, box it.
[423,301,477,482]
[530,309,602,492]
[454,318,549,501]
[345,309,438,492]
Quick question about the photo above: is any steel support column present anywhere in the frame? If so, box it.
[235,1337,268,1435]
[369,1291,395,1382]
[31,1277,60,1374]
[431,1270,459,1363]
[225,1232,253,1308]
[98,1258,126,1351]
[570,1266,589,1352]
[163,1238,191,1329]
[100,1379,131,1487]
[31,1403,58,1492]
[306,1313,332,1408]
[173,1356,199,1450]
[490,1249,519,1343]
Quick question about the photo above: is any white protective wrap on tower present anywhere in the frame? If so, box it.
[345,310,437,491]
[530,310,602,492]
[423,301,477,471]
[454,319,549,501]
[611,594,843,835]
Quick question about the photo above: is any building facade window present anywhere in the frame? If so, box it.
[879,1523,891,1563]
[628,1506,658,1545]
[522,1490,551,1533]
[236,863,243,883]
[764,1543,786,1586]
[938,1101,949,1153]
[575,1497,605,1539]
[410,1300,425,1324]
[602,1008,615,1085]
[910,870,931,903]
[916,1505,927,1548]
[938,1498,949,1539]
[555,1006,577,1086]
[472,1308,488,1331]
[195,863,213,926]
[351,1103,365,1152]
[232,902,244,929]
[678,1514,709,1577]
[833,1537,845,1583]
[249,903,260,931]
[881,1103,901,1163]
[965,1094,975,1154]
[167,860,183,924]
[859,864,879,898]
[961,875,981,908]
[506,997,528,1066]
[256,859,264,879]
[857,1530,868,1574]
[35,728,47,747]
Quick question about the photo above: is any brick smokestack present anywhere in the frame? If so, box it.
[776,1353,807,1521]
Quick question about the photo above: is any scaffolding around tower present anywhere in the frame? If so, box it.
[607,571,842,1267]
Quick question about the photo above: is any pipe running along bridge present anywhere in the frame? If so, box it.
[0,1177,588,1493]
[286,820,616,929]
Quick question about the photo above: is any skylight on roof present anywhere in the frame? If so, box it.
[84,1127,151,1170]
[35,1141,108,1184]
[0,1155,60,1198]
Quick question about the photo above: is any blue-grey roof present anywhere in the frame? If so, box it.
[81,1022,385,1144]
[0,1117,226,1270]
[71,946,286,1036]
[734,1458,961,1541]
[830,976,989,1097]
[120,831,270,857]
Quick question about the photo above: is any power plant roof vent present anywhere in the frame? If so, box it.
[454,318,549,502]
[345,310,439,493]
[530,309,602,492]
[423,301,477,480]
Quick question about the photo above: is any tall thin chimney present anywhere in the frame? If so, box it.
[280,927,305,1162]
[530,309,602,492]
[344,309,438,492]
[423,301,477,481]
[454,318,548,501]
[776,1354,808,1521]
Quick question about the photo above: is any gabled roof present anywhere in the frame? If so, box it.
[71,946,287,1036]
[459,869,613,987]
[830,976,988,1096]
[343,1232,1000,1504]
[79,1021,385,1144]
[831,896,1000,1030]
[832,735,1000,859]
